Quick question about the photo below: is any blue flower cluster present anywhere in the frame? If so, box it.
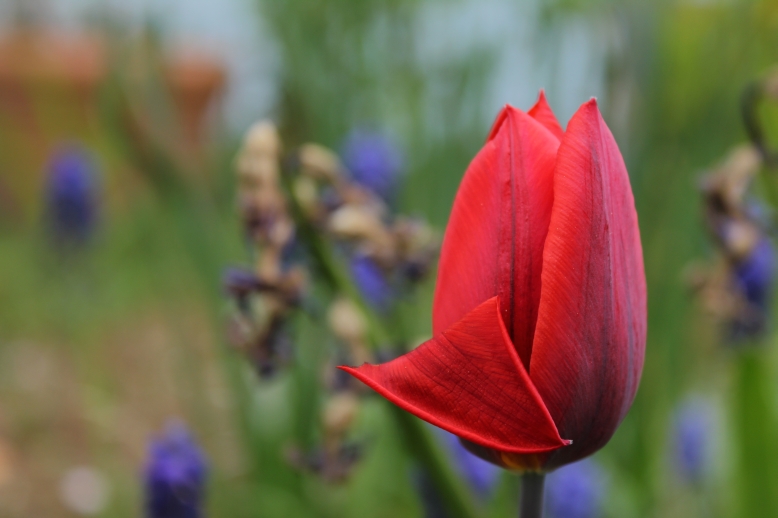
[145,422,208,518]
[349,254,393,312]
[45,145,99,246]
[727,231,775,341]
[545,459,605,518]
[674,398,713,484]
[342,129,403,204]
[438,430,499,499]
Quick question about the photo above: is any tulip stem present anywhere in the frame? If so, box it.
[520,472,545,518]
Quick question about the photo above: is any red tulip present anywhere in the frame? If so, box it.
[340,92,646,471]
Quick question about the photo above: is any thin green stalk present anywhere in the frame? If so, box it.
[519,473,545,518]
[734,348,778,518]
[391,406,480,518]
[311,245,478,516]
[281,177,391,347]
[284,183,478,518]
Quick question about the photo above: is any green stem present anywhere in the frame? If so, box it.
[283,178,478,518]
[314,238,478,517]
[391,406,480,518]
[519,473,545,518]
[734,349,778,518]
[281,173,391,347]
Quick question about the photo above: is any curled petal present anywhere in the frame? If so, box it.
[433,106,558,368]
[529,99,647,469]
[341,297,569,454]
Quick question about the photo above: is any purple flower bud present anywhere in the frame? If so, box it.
[350,254,393,311]
[222,267,262,310]
[342,129,403,203]
[45,145,98,246]
[734,237,774,312]
[673,398,713,484]
[145,421,207,518]
[729,237,774,340]
[545,459,605,518]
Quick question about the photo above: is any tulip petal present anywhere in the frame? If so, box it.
[528,90,565,141]
[341,297,569,453]
[433,106,558,368]
[529,99,646,468]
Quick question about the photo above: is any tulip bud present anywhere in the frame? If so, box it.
[341,97,646,471]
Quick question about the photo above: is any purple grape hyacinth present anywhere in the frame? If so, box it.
[730,237,774,340]
[674,398,713,484]
[439,431,499,499]
[735,237,774,312]
[350,254,393,311]
[222,267,262,310]
[545,459,605,518]
[145,421,208,518]
[342,129,403,203]
[45,145,99,246]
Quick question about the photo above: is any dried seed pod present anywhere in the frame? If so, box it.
[322,392,360,438]
[327,298,367,344]
[299,143,344,182]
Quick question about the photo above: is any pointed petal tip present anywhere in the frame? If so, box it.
[528,91,565,140]
[487,104,521,142]
[337,364,372,378]
[570,97,605,127]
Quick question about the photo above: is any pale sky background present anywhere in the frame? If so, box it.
[0,0,609,136]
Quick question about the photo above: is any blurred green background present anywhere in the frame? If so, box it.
[2,0,778,517]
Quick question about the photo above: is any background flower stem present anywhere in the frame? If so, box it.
[519,473,545,518]
[390,405,480,518]
[734,349,778,518]
[281,176,479,518]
